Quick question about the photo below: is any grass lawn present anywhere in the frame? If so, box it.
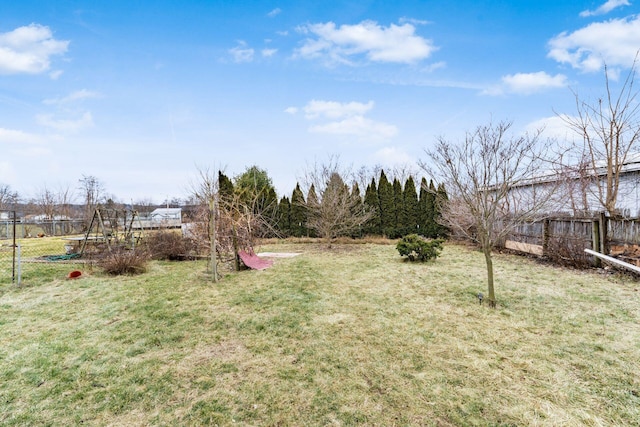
[0,242,639,425]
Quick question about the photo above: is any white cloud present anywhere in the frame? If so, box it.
[261,48,278,57]
[421,61,446,73]
[43,89,100,105]
[284,107,298,114]
[399,17,431,26]
[0,127,43,144]
[0,24,69,74]
[548,15,640,72]
[503,72,567,94]
[482,72,567,96]
[309,115,398,139]
[580,0,630,17]
[14,146,52,157]
[37,111,93,132]
[267,8,282,18]
[295,20,436,65]
[524,115,577,142]
[229,41,254,63]
[49,69,63,80]
[0,160,16,184]
[303,100,374,119]
[372,147,414,165]
[296,99,397,140]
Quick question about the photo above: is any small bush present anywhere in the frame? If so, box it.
[397,234,444,262]
[99,248,149,275]
[145,231,197,260]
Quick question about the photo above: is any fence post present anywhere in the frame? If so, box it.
[542,218,550,256]
[592,217,601,267]
[16,243,21,286]
[12,211,16,283]
[599,212,609,255]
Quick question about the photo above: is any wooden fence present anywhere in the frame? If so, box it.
[503,214,640,266]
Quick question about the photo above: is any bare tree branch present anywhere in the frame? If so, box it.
[560,56,640,215]
[302,156,375,247]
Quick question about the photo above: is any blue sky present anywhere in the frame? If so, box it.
[1,0,639,203]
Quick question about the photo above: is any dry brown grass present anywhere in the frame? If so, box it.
[0,242,638,425]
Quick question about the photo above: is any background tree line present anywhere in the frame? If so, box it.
[267,168,448,240]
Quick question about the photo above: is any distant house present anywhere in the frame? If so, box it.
[135,208,182,229]
[150,208,182,222]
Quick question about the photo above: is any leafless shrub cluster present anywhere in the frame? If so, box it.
[302,156,375,247]
[544,236,594,268]
[145,231,198,260]
[187,200,263,257]
[99,248,149,275]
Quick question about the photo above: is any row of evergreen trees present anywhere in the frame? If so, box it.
[272,170,448,239]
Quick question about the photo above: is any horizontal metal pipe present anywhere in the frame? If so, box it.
[584,248,640,274]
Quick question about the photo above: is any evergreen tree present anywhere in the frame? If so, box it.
[306,184,318,237]
[426,180,437,237]
[350,182,364,238]
[290,183,307,237]
[218,171,234,206]
[435,183,450,237]
[417,177,429,236]
[377,170,395,237]
[363,178,379,235]
[392,178,404,238]
[403,176,419,236]
[276,196,291,237]
[352,182,361,199]
[234,165,277,214]
[264,187,279,231]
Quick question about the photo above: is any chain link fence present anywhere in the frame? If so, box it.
[0,211,86,285]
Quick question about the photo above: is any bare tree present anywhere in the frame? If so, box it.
[191,167,219,281]
[390,163,419,185]
[190,167,270,275]
[57,184,76,219]
[33,184,76,221]
[78,175,105,228]
[422,120,557,307]
[555,150,593,216]
[355,165,375,196]
[133,198,156,213]
[34,185,57,220]
[561,59,640,215]
[0,184,19,211]
[303,158,375,247]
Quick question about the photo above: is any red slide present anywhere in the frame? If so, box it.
[238,250,273,270]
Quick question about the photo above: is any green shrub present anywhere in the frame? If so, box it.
[396,234,444,262]
[99,248,149,275]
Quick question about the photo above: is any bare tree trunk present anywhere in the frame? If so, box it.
[209,198,218,282]
[232,220,240,271]
[483,245,496,308]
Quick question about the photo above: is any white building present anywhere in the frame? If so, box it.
[507,153,640,217]
[134,208,182,229]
